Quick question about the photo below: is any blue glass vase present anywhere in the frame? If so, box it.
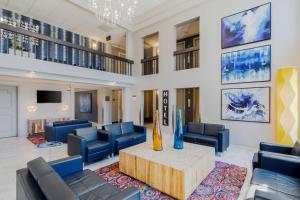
[174,110,184,149]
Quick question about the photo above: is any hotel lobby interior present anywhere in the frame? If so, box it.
[0,0,300,199]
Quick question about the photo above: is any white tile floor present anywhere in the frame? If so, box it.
[0,131,257,200]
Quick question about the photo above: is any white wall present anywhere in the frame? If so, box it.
[130,0,300,147]
[0,80,73,137]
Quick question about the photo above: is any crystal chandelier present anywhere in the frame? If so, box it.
[89,0,138,26]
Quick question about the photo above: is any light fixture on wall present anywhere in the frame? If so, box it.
[92,42,97,50]
[61,105,69,111]
[27,105,38,113]
[276,67,298,145]
[109,82,117,86]
[132,95,137,101]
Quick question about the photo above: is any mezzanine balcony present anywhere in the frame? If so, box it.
[0,22,133,76]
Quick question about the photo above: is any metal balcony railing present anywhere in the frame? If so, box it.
[0,22,133,76]
[174,46,199,71]
[141,56,159,75]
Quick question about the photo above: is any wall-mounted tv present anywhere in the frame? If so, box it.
[37,90,62,103]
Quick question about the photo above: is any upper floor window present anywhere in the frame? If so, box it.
[141,33,159,75]
[174,18,200,71]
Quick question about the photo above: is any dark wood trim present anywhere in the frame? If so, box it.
[176,34,199,43]
[141,56,159,63]
[0,22,134,64]
[173,46,199,56]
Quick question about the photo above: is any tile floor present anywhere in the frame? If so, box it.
[0,131,257,200]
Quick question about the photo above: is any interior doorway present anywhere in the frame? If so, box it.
[0,85,17,138]
[176,87,200,125]
[143,90,159,128]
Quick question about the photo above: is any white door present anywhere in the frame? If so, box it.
[0,86,17,138]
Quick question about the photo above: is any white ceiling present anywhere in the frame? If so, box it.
[0,0,208,46]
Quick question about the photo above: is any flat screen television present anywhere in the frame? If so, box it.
[37,90,62,103]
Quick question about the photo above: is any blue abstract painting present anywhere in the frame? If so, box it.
[221,3,271,49]
[221,87,270,123]
[222,45,271,84]
[80,93,92,113]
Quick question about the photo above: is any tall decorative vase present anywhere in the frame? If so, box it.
[174,110,184,149]
[153,110,163,151]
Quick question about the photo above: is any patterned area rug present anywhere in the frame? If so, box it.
[95,161,247,200]
[27,133,46,145]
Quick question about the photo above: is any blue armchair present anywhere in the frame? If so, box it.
[68,126,112,162]
[101,122,146,154]
[255,142,299,169]
[248,142,300,200]
[247,153,300,200]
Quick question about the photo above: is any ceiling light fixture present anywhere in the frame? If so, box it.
[88,0,138,26]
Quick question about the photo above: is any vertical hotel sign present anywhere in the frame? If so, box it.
[162,90,169,126]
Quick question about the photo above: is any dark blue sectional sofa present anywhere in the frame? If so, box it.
[45,120,92,142]
[16,155,140,200]
[183,122,230,153]
[248,142,300,200]
[100,122,147,154]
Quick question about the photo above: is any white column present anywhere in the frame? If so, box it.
[102,88,112,125]
[122,87,132,122]
[126,31,134,60]
[69,85,75,120]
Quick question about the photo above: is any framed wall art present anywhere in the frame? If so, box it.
[221,3,271,49]
[221,87,270,123]
[221,45,271,84]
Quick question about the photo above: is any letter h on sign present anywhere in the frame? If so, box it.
[162,90,169,126]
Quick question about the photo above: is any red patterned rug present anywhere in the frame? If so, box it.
[95,161,247,200]
[27,133,46,145]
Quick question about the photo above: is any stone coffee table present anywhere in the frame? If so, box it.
[119,142,215,200]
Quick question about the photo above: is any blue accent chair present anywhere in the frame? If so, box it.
[183,122,230,153]
[101,122,146,154]
[247,153,300,200]
[67,126,112,162]
[252,142,300,170]
[45,120,92,143]
[16,155,141,200]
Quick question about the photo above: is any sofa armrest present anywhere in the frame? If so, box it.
[67,134,86,161]
[105,187,140,200]
[49,155,83,177]
[98,129,116,153]
[134,125,146,134]
[254,190,286,200]
[260,142,292,154]
[261,153,300,178]
[44,125,55,142]
[97,130,111,142]
[218,129,229,152]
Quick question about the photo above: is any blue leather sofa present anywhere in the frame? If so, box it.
[183,122,230,153]
[45,120,92,142]
[247,153,300,200]
[101,122,146,154]
[16,155,141,200]
[68,127,112,162]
